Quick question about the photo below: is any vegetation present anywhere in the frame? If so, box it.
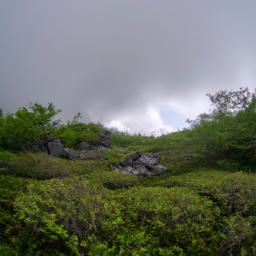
[54,123,103,148]
[0,103,60,151]
[0,87,256,255]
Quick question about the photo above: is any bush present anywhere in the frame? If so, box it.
[219,174,256,216]
[0,175,28,254]
[3,152,69,179]
[54,123,103,148]
[1,103,60,151]
[0,151,16,168]
[99,187,218,255]
[14,177,109,255]
[94,171,139,190]
[2,167,256,255]
[218,215,256,255]
[188,88,256,169]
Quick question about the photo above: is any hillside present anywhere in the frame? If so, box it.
[0,88,256,255]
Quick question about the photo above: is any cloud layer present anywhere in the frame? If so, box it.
[1,1,256,134]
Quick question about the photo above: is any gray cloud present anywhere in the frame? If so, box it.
[0,0,256,132]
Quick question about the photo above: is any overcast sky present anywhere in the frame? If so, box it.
[0,1,256,135]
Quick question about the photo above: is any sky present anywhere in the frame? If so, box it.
[0,1,256,135]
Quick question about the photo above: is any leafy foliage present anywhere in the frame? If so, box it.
[54,123,103,148]
[187,87,256,168]
[0,89,256,255]
[14,178,108,255]
[0,103,60,151]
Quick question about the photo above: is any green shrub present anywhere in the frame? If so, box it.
[14,177,108,255]
[215,159,241,170]
[93,171,139,190]
[54,123,103,148]
[0,175,28,255]
[188,88,256,169]
[218,215,256,255]
[0,150,16,168]
[219,174,256,216]
[1,103,60,151]
[3,152,70,179]
[99,187,219,255]
[1,167,256,255]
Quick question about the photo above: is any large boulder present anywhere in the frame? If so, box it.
[115,152,167,176]
[46,137,79,160]
[47,137,68,158]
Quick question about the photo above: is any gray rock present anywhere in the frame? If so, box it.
[115,152,167,177]
[47,138,68,158]
[46,132,111,160]
[77,141,92,151]
[65,148,79,160]
[46,137,79,160]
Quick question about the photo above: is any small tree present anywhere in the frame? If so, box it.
[1,103,60,151]
[207,87,254,115]
[190,87,256,168]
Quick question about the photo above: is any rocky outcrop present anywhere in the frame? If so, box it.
[47,137,68,158]
[115,152,167,176]
[65,148,79,160]
[46,137,78,160]
[77,141,93,151]
[45,129,111,160]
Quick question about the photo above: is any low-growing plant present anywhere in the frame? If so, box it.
[14,177,109,255]
[0,175,28,254]
[98,186,219,255]
[94,171,139,190]
[3,152,70,179]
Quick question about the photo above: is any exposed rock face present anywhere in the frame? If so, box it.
[115,152,167,176]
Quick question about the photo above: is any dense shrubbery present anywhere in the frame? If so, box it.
[54,122,103,148]
[0,103,104,152]
[0,172,255,255]
[0,175,28,255]
[105,187,218,255]
[189,87,256,169]
[0,103,60,151]
[0,88,256,255]
[14,178,108,255]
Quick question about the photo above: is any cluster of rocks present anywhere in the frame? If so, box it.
[43,131,167,178]
[46,137,78,160]
[45,130,111,160]
[114,152,167,176]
